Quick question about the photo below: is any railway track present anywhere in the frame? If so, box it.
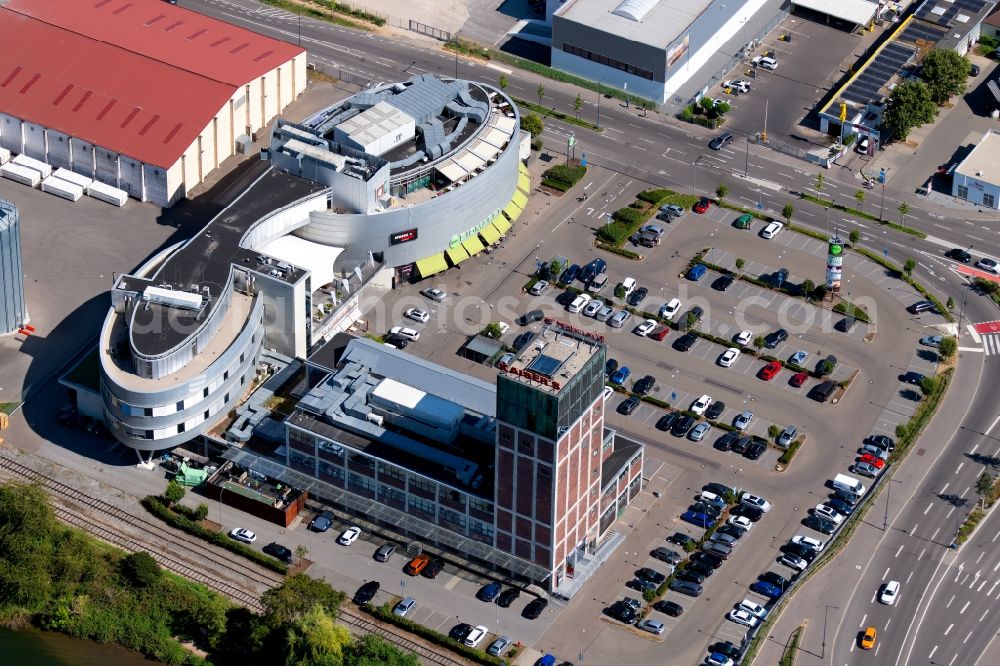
[0,451,472,665]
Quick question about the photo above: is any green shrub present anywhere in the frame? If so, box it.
[778,438,803,465]
[595,241,642,259]
[642,588,656,602]
[542,164,587,189]
[612,207,645,226]
[637,189,672,203]
[366,603,503,665]
[938,336,957,359]
[120,552,162,588]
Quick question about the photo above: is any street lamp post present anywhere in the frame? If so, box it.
[298,15,302,47]
[745,138,751,178]
[597,79,604,129]
[823,605,839,658]
[218,484,226,529]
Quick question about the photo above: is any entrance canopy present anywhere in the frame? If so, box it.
[792,0,878,27]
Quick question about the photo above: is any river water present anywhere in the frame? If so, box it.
[0,626,160,665]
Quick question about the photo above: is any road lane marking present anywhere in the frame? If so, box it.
[956,462,965,474]
[907,571,915,583]
[947,594,956,607]
[929,645,938,659]
[895,544,904,558]
[918,549,926,561]
[961,601,970,614]
[971,443,979,454]
[989,581,999,595]
[860,613,867,627]
[994,530,1000,544]
[931,528,940,542]
[981,609,990,621]
[940,483,950,494]
[913,523,920,535]
[925,502,934,515]
[949,654,958,666]
[947,506,956,518]
[979,580,988,592]
[965,630,973,643]
[977,552,985,563]
[987,413,1000,435]
[883,567,891,580]
[945,623,954,635]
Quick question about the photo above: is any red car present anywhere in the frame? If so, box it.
[790,372,808,388]
[693,197,711,214]
[859,453,886,469]
[649,324,670,341]
[758,360,782,381]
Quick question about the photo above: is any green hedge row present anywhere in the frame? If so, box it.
[512,97,602,132]
[798,193,927,239]
[542,164,587,189]
[853,247,953,322]
[541,178,571,192]
[777,438,804,465]
[364,603,503,665]
[595,241,642,259]
[140,496,288,575]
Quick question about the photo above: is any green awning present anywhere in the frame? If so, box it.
[479,223,501,245]
[512,189,528,210]
[503,200,523,223]
[462,235,486,256]
[415,253,448,277]
[517,172,530,195]
[492,216,512,235]
[446,245,470,265]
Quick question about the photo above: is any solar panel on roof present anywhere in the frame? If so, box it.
[842,42,916,106]
[528,354,564,377]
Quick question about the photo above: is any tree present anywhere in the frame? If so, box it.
[753,335,765,351]
[919,374,938,396]
[801,278,815,297]
[920,48,969,104]
[614,284,627,301]
[573,93,582,119]
[715,183,728,201]
[283,604,352,666]
[976,471,994,509]
[684,311,698,330]
[854,189,865,212]
[898,201,910,226]
[817,359,834,376]
[163,479,186,506]
[536,83,545,106]
[767,425,781,441]
[261,574,345,626]
[295,544,309,561]
[946,296,955,311]
[547,258,563,280]
[939,336,957,359]
[849,229,860,245]
[815,172,825,197]
[0,483,60,612]
[735,257,745,274]
[883,81,937,140]
[345,634,421,666]
[498,74,508,91]
[520,112,543,137]
[904,257,916,275]
[120,551,161,588]
[782,203,794,224]
[482,322,503,339]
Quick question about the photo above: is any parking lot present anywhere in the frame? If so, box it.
[367,162,944,664]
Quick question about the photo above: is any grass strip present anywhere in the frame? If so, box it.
[512,97,602,132]
[779,625,804,666]
[363,602,503,665]
[258,0,376,29]
[798,193,927,239]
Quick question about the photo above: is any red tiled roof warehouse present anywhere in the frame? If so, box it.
[0,0,306,207]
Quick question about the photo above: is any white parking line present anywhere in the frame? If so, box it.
[964,630,973,644]
[956,462,965,474]
[981,609,990,622]
[929,645,938,659]
[960,601,970,614]
[895,544,904,558]
[883,567,891,580]
[924,502,934,515]
[945,623,954,636]
[947,594,956,607]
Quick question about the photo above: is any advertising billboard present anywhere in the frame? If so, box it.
[826,237,844,292]
[389,228,418,245]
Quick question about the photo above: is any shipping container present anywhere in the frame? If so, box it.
[53,168,93,189]
[41,176,84,201]
[1,163,41,187]
[11,153,52,178]
[86,180,128,207]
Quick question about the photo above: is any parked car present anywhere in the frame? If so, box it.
[733,410,754,430]
[719,347,741,367]
[579,258,606,284]
[660,204,685,219]
[528,280,549,296]
[789,350,808,365]
[693,197,712,213]
[394,596,416,617]
[655,412,681,431]
[651,546,683,564]
[727,608,759,627]
[778,553,809,571]
[674,332,698,351]
[522,597,548,620]
[263,542,294,563]
[758,360,782,380]
[803,515,836,535]
[706,401,726,420]
[919,335,943,347]
[374,543,395,561]
[229,527,256,544]
[660,298,682,319]
[654,599,684,616]
[464,625,488,648]
[777,426,797,448]
[638,619,665,635]
[667,532,697,548]
[608,310,631,328]
[744,440,767,460]
[389,326,420,341]
[752,55,778,69]
[764,328,788,348]
[608,602,637,624]
[487,636,513,657]
[853,461,881,478]
[559,264,581,284]
[627,287,649,306]
[740,492,771,512]
[354,581,380,604]
[687,263,708,281]
[672,415,696,437]
[449,623,473,642]
[760,220,784,238]
[713,273,736,291]
[669,579,703,597]
[681,510,714,528]
[735,330,753,346]
[709,132,734,150]
[633,374,656,395]
[617,396,640,415]
[689,422,711,441]
[338,526,361,546]
[731,503,763,522]
[516,309,544,325]
[906,300,936,314]
[404,307,430,323]
[635,318,657,336]
[477,582,503,602]
[691,395,713,415]
[611,366,631,385]
[759,571,787,589]
[750,580,783,599]
[405,554,431,576]
[420,287,447,302]
[734,213,753,229]
[790,372,808,388]
[310,511,334,533]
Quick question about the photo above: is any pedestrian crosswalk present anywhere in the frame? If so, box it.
[983,334,1000,356]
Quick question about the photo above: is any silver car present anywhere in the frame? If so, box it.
[688,422,711,441]
[853,461,880,478]
[608,310,631,328]
[595,305,614,321]
[486,636,513,656]
[393,596,416,617]
[583,299,603,317]
[777,426,797,448]
[529,280,549,296]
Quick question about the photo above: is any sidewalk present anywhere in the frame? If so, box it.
[753,352,984,664]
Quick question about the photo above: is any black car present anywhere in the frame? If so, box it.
[808,380,838,403]
[764,328,788,348]
[716,524,745,541]
[731,504,763,522]
[478,582,503,602]
[651,546,682,564]
[673,333,698,352]
[522,597,548,620]
[496,587,521,608]
[770,268,789,289]
[627,287,648,306]
[730,436,751,455]
[263,542,294,563]
[608,602,637,624]
[653,600,684,616]
[870,435,896,452]
[906,300,936,315]
[691,551,724,569]
[310,510,334,532]
[710,642,743,661]
[627,577,657,593]
[671,414,696,437]
[667,532,696,548]
[827,498,855,516]
[606,358,619,377]
[676,569,705,585]
[690,502,722,519]
[759,571,787,589]
[715,431,739,451]
[633,374,655,396]
[669,579,703,597]
[831,489,859,506]
[636,567,667,584]
[516,310,544,326]
[946,248,972,263]
[703,482,733,497]
[678,306,704,331]
[713,274,735,291]
[421,558,444,579]
[618,396,640,415]
[783,542,816,562]
[655,412,681,431]
[579,258,606,284]
[900,371,926,385]
[706,401,726,420]
[384,334,410,348]
[559,264,581,284]
[803,515,836,535]
[354,581,380,604]
[512,331,534,350]
[449,623,473,642]
[687,560,715,578]
[709,132,734,150]
[744,440,767,460]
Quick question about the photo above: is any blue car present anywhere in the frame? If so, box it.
[681,510,714,528]
[477,582,502,602]
[579,258,607,284]
[750,580,783,599]
[789,350,808,365]
[536,655,557,666]
[611,366,631,385]
[559,264,581,284]
[687,263,708,281]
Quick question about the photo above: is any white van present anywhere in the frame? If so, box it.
[567,293,591,313]
[621,277,637,297]
[832,473,866,496]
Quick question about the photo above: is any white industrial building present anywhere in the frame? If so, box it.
[0,0,305,207]
[952,130,1000,210]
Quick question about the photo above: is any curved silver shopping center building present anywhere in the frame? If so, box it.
[99,75,529,454]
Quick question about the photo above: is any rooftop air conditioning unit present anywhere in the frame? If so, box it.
[366,413,384,427]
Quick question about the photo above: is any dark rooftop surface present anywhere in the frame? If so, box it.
[601,432,642,490]
[130,165,327,357]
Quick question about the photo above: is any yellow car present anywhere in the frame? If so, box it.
[860,626,877,650]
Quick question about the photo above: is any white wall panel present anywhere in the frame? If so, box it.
[45,130,72,168]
